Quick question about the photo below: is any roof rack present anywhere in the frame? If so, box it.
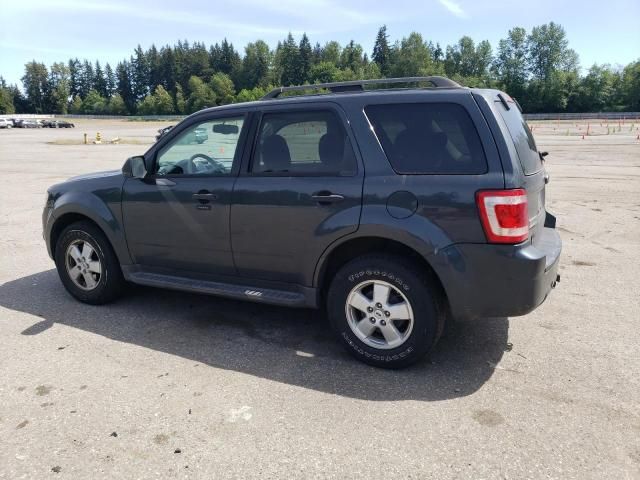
[261,76,461,100]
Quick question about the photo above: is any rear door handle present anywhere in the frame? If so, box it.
[311,193,345,204]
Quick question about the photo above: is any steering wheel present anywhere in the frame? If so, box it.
[188,153,226,174]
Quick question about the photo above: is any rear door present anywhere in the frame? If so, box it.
[493,95,547,242]
[230,103,363,286]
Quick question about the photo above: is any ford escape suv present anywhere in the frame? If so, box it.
[43,76,561,368]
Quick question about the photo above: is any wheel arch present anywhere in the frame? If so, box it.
[48,205,131,266]
[315,235,450,312]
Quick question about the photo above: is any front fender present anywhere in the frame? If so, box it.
[48,190,132,265]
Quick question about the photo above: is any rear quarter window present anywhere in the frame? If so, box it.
[496,100,542,175]
[365,103,487,175]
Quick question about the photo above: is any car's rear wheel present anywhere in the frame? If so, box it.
[327,254,444,368]
[54,221,124,304]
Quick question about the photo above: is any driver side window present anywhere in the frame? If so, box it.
[155,116,244,176]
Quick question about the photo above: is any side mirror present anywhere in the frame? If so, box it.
[122,156,147,178]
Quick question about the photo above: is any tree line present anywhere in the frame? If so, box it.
[1,23,638,116]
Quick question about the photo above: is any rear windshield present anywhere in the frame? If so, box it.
[365,103,487,175]
[496,100,542,175]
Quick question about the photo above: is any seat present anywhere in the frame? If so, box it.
[318,133,344,171]
[261,135,291,172]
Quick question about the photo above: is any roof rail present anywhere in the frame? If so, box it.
[261,76,461,100]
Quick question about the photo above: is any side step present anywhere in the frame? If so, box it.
[127,271,309,307]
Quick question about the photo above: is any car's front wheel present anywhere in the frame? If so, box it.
[327,255,445,368]
[54,221,124,304]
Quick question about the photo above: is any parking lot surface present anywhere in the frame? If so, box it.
[1,119,639,479]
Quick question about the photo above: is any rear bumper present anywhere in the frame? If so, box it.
[431,222,562,320]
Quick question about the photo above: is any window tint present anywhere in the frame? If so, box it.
[252,110,356,175]
[496,101,542,175]
[365,103,487,174]
[156,116,244,176]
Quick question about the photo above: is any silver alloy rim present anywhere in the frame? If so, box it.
[65,239,102,291]
[345,280,414,350]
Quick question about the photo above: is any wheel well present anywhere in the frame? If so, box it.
[50,213,102,255]
[318,237,449,307]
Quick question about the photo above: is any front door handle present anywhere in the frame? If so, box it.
[192,191,218,203]
[311,192,345,205]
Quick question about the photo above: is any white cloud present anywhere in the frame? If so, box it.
[438,0,468,18]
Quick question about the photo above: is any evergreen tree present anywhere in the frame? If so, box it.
[372,25,391,75]
[116,61,135,113]
[299,34,312,84]
[132,45,149,101]
[278,33,301,86]
[104,63,116,98]
[94,61,108,98]
[68,58,81,97]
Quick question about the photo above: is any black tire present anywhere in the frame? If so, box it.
[327,254,445,368]
[54,221,124,305]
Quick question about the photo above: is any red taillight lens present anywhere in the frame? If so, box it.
[476,189,529,244]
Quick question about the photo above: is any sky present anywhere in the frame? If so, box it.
[1,0,639,86]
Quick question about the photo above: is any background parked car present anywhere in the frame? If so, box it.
[21,120,41,128]
[0,119,13,128]
[42,119,75,128]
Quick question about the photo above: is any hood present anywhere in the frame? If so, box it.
[67,169,122,182]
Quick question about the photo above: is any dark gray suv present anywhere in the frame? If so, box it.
[42,76,561,368]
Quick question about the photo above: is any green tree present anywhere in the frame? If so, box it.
[186,75,216,113]
[153,85,174,114]
[132,44,149,101]
[107,93,128,115]
[321,41,341,65]
[210,72,235,105]
[299,33,313,83]
[527,22,572,81]
[372,25,391,75]
[239,40,271,89]
[309,61,339,83]
[620,60,640,111]
[116,61,135,113]
[81,89,107,114]
[79,60,94,98]
[277,33,302,86]
[391,32,433,77]
[104,63,116,98]
[0,77,16,114]
[22,61,49,113]
[174,84,186,114]
[48,62,71,113]
[69,95,83,113]
[493,27,529,99]
[94,61,107,97]
[340,40,365,72]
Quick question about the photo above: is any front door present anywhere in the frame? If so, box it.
[122,114,247,275]
[231,106,363,286]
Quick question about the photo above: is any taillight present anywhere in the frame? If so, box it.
[476,189,529,244]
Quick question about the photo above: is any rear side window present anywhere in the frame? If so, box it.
[496,100,542,175]
[365,103,487,174]
[251,110,357,176]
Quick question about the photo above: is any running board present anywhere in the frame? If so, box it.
[127,271,311,307]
